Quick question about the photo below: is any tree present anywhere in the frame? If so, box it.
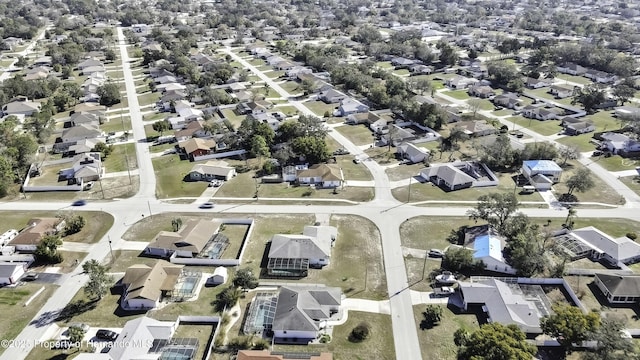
[457,323,537,360]
[437,41,459,67]
[540,304,600,355]
[467,193,519,233]
[479,134,517,170]
[612,78,636,105]
[421,305,443,327]
[68,326,85,349]
[558,145,579,165]
[64,215,85,235]
[214,286,241,311]
[503,226,547,277]
[250,135,271,159]
[583,318,638,360]
[349,322,371,342]
[35,234,63,263]
[572,85,606,114]
[84,261,112,300]
[93,142,113,159]
[152,120,170,136]
[442,247,484,274]
[232,268,258,289]
[487,61,522,91]
[15,56,28,67]
[291,136,330,164]
[104,49,116,62]
[453,328,471,346]
[521,141,558,161]
[467,98,483,118]
[171,218,182,232]
[407,78,432,95]
[565,168,595,196]
[97,82,121,106]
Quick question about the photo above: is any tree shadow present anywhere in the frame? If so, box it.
[55,299,98,322]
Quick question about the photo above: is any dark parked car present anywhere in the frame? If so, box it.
[96,329,118,341]
[71,199,87,206]
[22,272,38,281]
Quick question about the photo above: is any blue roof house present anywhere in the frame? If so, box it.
[521,160,563,191]
[473,231,516,274]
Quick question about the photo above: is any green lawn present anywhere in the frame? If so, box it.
[527,87,559,102]
[441,90,470,100]
[304,100,337,117]
[248,58,266,66]
[392,68,410,76]
[557,73,593,86]
[274,312,395,360]
[620,176,640,197]
[267,70,285,79]
[255,64,272,72]
[414,305,479,360]
[507,116,562,136]
[0,284,58,356]
[555,134,596,152]
[101,116,132,133]
[376,61,393,69]
[589,154,640,172]
[63,212,114,244]
[553,160,625,205]
[220,108,246,130]
[252,86,281,99]
[473,99,495,111]
[153,156,208,198]
[274,105,299,116]
[279,81,300,94]
[492,109,513,117]
[334,124,375,146]
[586,110,622,132]
[137,91,160,106]
[103,143,137,173]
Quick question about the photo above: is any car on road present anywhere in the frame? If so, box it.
[200,202,215,209]
[353,158,361,164]
[333,148,350,155]
[428,249,445,258]
[96,329,118,341]
[71,199,87,206]
[69,323,90,332]
[435,271,457,285]
[22,272,39,281]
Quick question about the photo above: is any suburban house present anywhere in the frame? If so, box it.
[466,226,516,274]
[54,124,102,153]
[467,85,495,98]
[145,219,222,258]
[67,138,99,156]
[174,120,210,141]
[2,99,41,116]
[493,93,522,109]
[525,77,552,89]
[554,226,640,265]
[237,100,270,116]
[600,132,640,155]
[188,160,237,181]
[391,57,415,68]
[556,62,587,76]
[272,286,341,343]
[522,105,560,120]
[120,261,184,310]
[77,58,104,70]
[457,120,496,137]
[549,85,574,99]
[585,69,616,84]
[397,142,429,164]
[419,161,498,192]
[296,164,343,188]
[410,64,433,74]
[458,278,545,333]
[445,75,478,89]
[0,263,26,285]
[561,117,595,135]
[319,88,347,103]
[8,218,66,252]
[615,105,640,120]
[237,350,333,360]
[267,226,337,277]
[593,274,640,305]
[59,152,103,184]
[521,160,562,190]
[345,111,381,126]
[336,98,369,117]
[178,138,218,160]
[74,316,178,360]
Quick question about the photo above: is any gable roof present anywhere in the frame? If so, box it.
[595,274,640,297]
[122,260,183,302]
[422,163,475,186]
[61,123,101,141]
[178,138,216,154]
[237,350,333,360]
[297,164,342,181]
[269,226,336,260]
[107,316,175,360]
[473,230,506,263]
[570,226,640,262]
[9,218,62,246]
[189,160,234,178]
[398,142,428,158]
[272,286,341,333]
[523,160,562,172]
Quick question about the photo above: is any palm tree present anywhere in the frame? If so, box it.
[565,208,577,229]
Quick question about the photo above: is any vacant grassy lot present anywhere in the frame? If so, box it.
[273,311,395,360]
[441,90,470,100]
[375,61,393,69]
[413,304,480,360]
[274,105,298,116]
[0,284,58,356]
[386,163,424,181]
[279,81,300,94]
[248,58,265,66]
[507,116,562,136]
[152,156,208,198]
[553,160,624,205]
[267,70,285,79]
[337,156,373,181]
[304,100,337,117]
[103,143,137,173]
[557,73,593,85]
[334,124,375,146]
[101,116,132,133]
[137,91,160,106]
[392,170,544,203]
[590,154,639,172]
[556,134,596,152]
[392,68,410,76]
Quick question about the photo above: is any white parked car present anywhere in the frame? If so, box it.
[435,271,457,285]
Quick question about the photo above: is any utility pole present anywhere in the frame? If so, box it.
[121,113,132,185]
[108,235,114,263]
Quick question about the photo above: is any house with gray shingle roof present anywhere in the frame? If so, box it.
[594,274,640,304]
[420,161,498,191]
[397,142,429,164]
[272,286,341,342]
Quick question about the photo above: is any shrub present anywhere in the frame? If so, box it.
[349,322,371,342]
[627,232,637,240]
[319,334,331,343]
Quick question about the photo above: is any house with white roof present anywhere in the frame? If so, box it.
[555,226,640,266]
[600,132,640,154]
[59,152,103,184]
[458,278,545,333]
[188,160,236,181]
[335,98,369,117]
[521,160,562,190]
[397,142,429,164]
